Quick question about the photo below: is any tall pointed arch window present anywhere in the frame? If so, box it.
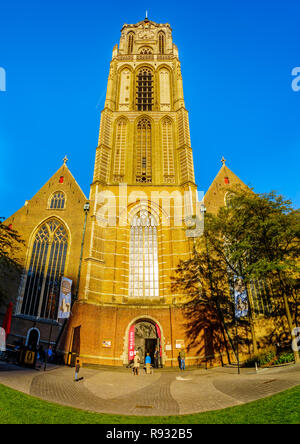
[113,118,127,182]
[49,191,65,209]
[128,32,134,54]
[136,68,153,111]
[129,210,159,298]
[21,219,68,319]
[161,118,175,183]
[136,118,152,183]
[158,32,165,54]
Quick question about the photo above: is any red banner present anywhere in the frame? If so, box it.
[2,302,13,336]
[128,324,135,361]
[155,323,162,357]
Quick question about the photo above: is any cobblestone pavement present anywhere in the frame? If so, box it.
[0,362,300,416]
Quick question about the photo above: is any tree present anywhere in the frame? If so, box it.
[0,220,24,306]
[203,187,300,362]
[172,241,238,366]
[173,187,300,364]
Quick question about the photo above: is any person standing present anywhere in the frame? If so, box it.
[74,359,81,381]
[145,352,151,374]
[47,345,53,363]
[133,351,140,376]
[177,352,181,369]
[180,348,186,371]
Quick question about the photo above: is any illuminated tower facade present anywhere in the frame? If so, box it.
[62,17,198,366]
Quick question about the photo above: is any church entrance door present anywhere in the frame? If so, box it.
[134,321,159,365]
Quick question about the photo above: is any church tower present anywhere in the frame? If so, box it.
[62,17,198,366]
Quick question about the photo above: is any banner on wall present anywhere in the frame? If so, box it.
[234,276,249,319]
[58,277,72,319]
[128,324,135,361]
[155,324,162,357]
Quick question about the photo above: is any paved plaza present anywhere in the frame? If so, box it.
[0,362,300,416]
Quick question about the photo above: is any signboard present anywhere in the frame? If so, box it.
[176,340,185,349]
[165,344,172,351]
[102,340,112,348]
[128,324,135,361]
[58,277,72,319]
[24,350,36,366]
[234,277,249,318]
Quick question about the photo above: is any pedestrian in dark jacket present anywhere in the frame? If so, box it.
[75,359,80,381]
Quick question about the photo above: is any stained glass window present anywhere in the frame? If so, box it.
[129,210,159,298]
[21,219,68,319]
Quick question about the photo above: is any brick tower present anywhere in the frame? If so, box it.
[62,17,199,366]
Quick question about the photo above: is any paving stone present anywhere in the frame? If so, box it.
[0,363,299,416]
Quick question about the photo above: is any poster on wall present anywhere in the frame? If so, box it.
[128,324,135,362]
[102,340,112,348]
[58,277,72,319]
[176,340,185,349]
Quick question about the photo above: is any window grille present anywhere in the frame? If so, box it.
[49,192,65,209]
[136,68,153,111]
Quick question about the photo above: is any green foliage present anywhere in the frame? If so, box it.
[273,353,295,365]
[244,351,276,367]
[244,351,295,367]
[203,187,300,354]
[0,221,24,305]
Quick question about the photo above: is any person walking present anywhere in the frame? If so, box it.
[133,351,140,376]
[180,348,186,371]
[74,358,81,381]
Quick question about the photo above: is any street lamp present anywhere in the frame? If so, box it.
[75,202,90,301]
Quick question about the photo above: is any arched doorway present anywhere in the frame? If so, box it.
[26,328,40,350]
[127,319,163,366]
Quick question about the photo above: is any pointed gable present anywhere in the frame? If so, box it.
[204,161,249,214]
[4,162,88,258]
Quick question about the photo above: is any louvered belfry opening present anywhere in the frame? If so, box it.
[137,68,153,111]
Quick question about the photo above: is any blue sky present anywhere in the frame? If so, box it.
[0,0,299,218]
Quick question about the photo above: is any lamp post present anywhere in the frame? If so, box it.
[74,202,90,301]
